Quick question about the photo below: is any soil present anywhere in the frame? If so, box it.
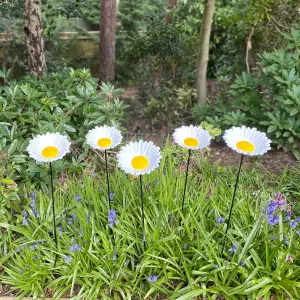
[121,86,298,176]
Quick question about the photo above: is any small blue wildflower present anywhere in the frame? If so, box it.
[169,213,174,224]
[284,237,289,246]
[58,226,63,235]
[19,269,24,274]
[27,265,30,269]
[124,259,129,266]
[23,210,28,218]
[99,186,103,191]
[228,244,237,254]
[21,244,26,249]
[87,212,91,223]
[33,255,38,260]
[146,184,151,190]
[64,255,72,263]
[75,194,82,202]
[216,216,225,227]
[92,172,96,177]
[23,219,29,226]
[194,232,198,237]
[155,179,159,185]
[71,237,75,242]
[147,275,157,283]
[31,193,37,199]
[109,193,114,200]
[183,244,187,250]
[213,264,218,269]
[70,244,81,252]
[113,252,117,261]
[286,211,292,221]
[290,219,299,229]
[69,214,76,224]
[239,261,246,267]
[108,209,118,227]
[268,214,279,226]
[29,245,36,251]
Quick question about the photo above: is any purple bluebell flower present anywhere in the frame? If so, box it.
[146,184,151,190]
[147,275,157,283]
[108,209,118,227]
[155,179,159,185]
[109,193,114,200]
[27,265,30,269]
[113,252,117,261]
[99,186,103,191]
[87,212,91,223]
[23,210,28,218]
[284,237,289,246]
[239,261,246,267]
[21,244,26,249]
[268,214,279,226]
[19,269,24,274]
[286,210,292,221]
[70,244,81,252]
[216,216,225,227]
[285,255,293,263]
[29,245,36,251]
[183,244,187,250]
[33,255,38,260]
[75,194,82,202]
[58,226,63,235]
[214,264,218,269]
[194,232,198,237]
[169,213,174,224]
[124,259,129,266]
[69,214,76,224]
[64,255,72,263]
[290,219,299,229]
[23,219,29,226]
[31,193,37,199]
[228,244,237,254]
[262,201,280,226]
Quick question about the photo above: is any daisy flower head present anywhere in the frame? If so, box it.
[173,125,212,150]
[86,125,122,150]
[27,132,71,163]
[223,126,271,156]
[117,140,161,176]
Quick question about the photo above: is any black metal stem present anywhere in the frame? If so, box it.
[50,162,58,267]
[140,175,146,249]
[221,154,244,254]
[181,149,192,212]
[105,150,111,211]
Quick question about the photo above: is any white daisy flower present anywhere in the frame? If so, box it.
[86,125,122,150]
[117,140,161,176]
[27,132,71,163]
[173,125,212,150]
[223,126,271,156]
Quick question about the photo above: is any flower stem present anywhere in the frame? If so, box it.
[105,150,111,211]
[181,149,192,213]
[221,154,244,254]
[50,162,58,267]
[140,175,146,249]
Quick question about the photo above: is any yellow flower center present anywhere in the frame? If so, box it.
[42,146,59,158]
[97,137,112,148]
[236,141,255,152]
[184,137,199,147]
[131,155,149,170]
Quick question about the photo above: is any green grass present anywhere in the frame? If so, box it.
[0,145,300,299]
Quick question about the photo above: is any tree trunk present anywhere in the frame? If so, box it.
[165,0,177,23]
[24,0,46,77]
[99,0,117,84]
[196,0,215,107]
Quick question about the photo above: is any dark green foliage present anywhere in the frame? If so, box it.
[193,26,300,159]
[0,68,127,185]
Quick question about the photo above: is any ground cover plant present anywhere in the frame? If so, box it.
[0,141,299,299]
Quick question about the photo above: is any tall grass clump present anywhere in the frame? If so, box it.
[0,143,299,299]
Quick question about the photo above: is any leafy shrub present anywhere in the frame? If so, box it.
[0,68,128,185]
[193,26,300,159]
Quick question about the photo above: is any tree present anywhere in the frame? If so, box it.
[165,0,177,23]
[99,0,117,83]
[24,0,46,77]
[195,0,215,107]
